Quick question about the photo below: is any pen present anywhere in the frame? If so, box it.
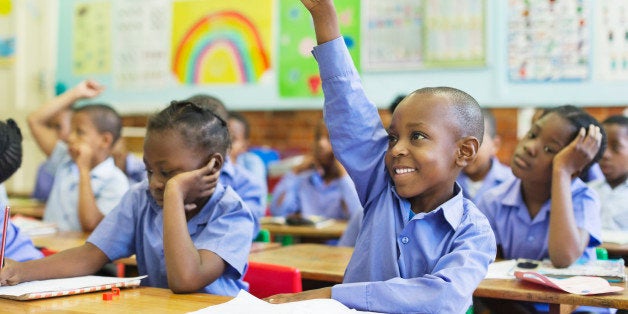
[1,206,9,269]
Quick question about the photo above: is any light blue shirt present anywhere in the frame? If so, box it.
[87,180,255,296]
[589,178,628,231]
[477,176,602,261]
[125,153,147,185]
[269,170,361,220]
[456,156,513,204]
[43,142,130,231]
[236,152,268,195]
[337,208,363,247]
[220,158,265,232]
[32,161,55,201]
[313,37,496,314]
[0,197,44,262]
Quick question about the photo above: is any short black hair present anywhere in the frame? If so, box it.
[148,100,230,157]
[603,115,628,128]
[0,119,22,183]
[184,94,229,122]
[389,94,406,114]
[73,104,122,145]
[228,111,250,140]
[411,87,484,145]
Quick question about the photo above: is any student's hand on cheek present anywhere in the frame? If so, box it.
[264,287,332,304]
[0,259,22,286]
[69,142,93,170]
[554,125,602,176]
[167,158,220,211]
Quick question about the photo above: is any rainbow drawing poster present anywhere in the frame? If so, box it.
[171,0,273,85]
[278,0,360,97]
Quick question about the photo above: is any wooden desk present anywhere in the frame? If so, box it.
[475,277,628,313]
[602,242,628,258]
[248,243,353,283]
[8,197,45,219]
[261,220,347,239]
[0,286,231,313]
[31,231,89,252]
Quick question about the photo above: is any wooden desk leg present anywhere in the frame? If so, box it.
[549,303,578,314]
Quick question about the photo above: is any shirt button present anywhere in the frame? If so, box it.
[401,236,409,244]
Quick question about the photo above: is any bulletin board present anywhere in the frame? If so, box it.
[55,0,628,112]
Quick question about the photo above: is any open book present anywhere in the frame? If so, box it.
[0,275,146,300]
[513,258,627,282]
[261,215,334,229]
[10,215,57,236]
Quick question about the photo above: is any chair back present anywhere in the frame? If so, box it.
[243,261,302,298]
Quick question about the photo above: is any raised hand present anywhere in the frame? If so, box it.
[72,79,105,100]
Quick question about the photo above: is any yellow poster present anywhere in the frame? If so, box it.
[72,1,111,75]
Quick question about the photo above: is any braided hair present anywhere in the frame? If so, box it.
[0,119,23,183]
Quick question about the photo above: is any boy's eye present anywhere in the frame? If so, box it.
[387,134,398,144]
[543,146,557,154]
[410,132,425,141]
[527,130,537,139]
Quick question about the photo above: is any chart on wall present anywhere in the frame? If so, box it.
[278,0,360,97]
[595,0,628,81]
[72,1,111,76]
[0,0,14,68]
[171,0,273,85]
[361,0,486,71]
[507,0,591,82]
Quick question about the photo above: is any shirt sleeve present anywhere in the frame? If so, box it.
[269,172,300,217]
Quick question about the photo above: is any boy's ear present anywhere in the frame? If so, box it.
[455,136,479,167]
[101,132,114,149]
[208,153,224,173]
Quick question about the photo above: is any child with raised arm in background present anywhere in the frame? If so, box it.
[185,94,266,226]
[476,105,606,313]
[269,119,361,221]
[0,100,256,295]
[0,119,44,262]
[266,1,496,312]
[589,115,628,231]
[27,80,129,232]
[456,108,513,204]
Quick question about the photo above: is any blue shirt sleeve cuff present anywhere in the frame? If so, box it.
[331,282,369,310]
[312,37,357,81]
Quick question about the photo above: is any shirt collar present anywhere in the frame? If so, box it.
[405,183,465,230]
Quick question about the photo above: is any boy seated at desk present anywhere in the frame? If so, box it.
[0,119,44,261]
[269,119,361,222]
[266,1,496,312]
[28,80,129,232]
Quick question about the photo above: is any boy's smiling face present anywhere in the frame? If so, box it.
[385,94,465,213]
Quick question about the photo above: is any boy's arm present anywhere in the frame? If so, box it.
[301,0,340,45]
[0,243,109,286]
[27,80,105,156]
[73,142,104,232]
[549,125,603,267]
[162,159,226,293]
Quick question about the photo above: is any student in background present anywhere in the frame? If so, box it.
[456,108,513,204]
[269,119,361,221]
[227,111,268,196]
[185,94,266,222]
[589,115,628,231]
[112,137,146,185]
[27,80,129,232]
[266,1,496,312]
[0,119,44,262]
[0,100,256,295]
[477,105,606,312]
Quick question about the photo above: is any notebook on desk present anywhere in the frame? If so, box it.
[513,258,626,282]
[0,275,146,300]
[260,215,334,229]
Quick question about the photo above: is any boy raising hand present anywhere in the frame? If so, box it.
[266,1,496,312]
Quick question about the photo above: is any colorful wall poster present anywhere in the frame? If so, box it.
[171,0,273,85]
[278,0,360,97]
[0,0,14,68]
[72,1,111,75]
[508,0,590,82]
[595,0,628,81]
[112,0,172,90]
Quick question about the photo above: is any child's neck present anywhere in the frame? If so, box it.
[520,180,551,218]
[607,174,627,189]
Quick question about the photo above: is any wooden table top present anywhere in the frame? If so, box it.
[248,243,353,283]
[8,197,45,219]
[475,277,628,312]
[601,242,628,257]
[261,220,348,239]
[0,286,231,313]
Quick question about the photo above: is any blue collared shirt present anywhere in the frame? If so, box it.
[43,142,130,231]
[269,169,361,220]
[456,156,513,204]
[313,37,496,314]
[236,152,268,195]
[589,178,628,231]
[0,195,44,262]
[477,176,602,261]
[220,159,265,233]
[87,180,255,296]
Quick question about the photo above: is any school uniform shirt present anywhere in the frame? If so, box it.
[235,152,268,195]
[32,161,55,201]
[43,141,129,231]
[87,180,256,296]
[589,178,628,231]
[124,153,147,185]
[456,156,513,204]
[312,37,497,314]
[337,208,363,247]
[269,170,361,220]
[0,197,44,261]
[220,158,265,230]
[477,176,602,261]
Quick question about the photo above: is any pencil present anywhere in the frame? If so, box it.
[1,206,9,269]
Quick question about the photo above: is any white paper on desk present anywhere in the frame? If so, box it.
[0,275,146,299]
[189,290,378,314]
[485,260,517,279]
[602,229,628,245]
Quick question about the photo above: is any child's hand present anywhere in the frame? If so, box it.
[292,155,317,174]
[72,79,105,100]
[300,0,323,11]
[554,124,603,177]
[265,287,332,303]
[0,259,22,286]
[166,158,220,211]
[69,142,94,171]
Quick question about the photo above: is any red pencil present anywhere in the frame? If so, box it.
[1,206,9,269]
